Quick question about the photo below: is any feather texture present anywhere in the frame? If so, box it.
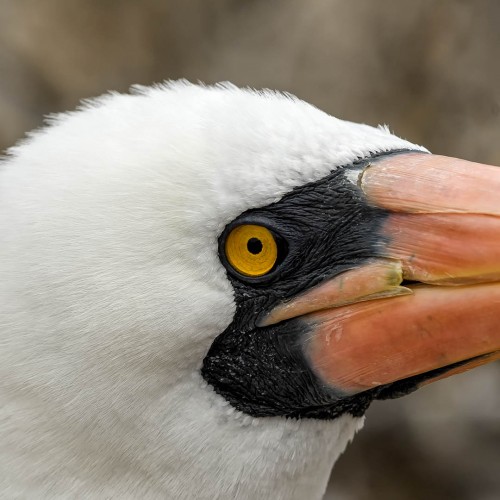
[0,82,424,498]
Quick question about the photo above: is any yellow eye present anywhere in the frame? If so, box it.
[225,225,278,277]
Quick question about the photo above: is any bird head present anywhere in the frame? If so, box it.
[1,81,499,498]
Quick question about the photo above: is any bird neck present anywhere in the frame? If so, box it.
[0,367,362,499]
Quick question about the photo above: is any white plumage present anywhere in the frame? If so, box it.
[0,82,426,498]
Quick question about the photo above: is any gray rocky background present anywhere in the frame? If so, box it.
[1,1,499,498]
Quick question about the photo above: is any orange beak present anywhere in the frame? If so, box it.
[261,153,500,395]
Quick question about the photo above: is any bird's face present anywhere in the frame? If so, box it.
[203,149,500,420]
[0,83,426,405]
[3,81,500,427]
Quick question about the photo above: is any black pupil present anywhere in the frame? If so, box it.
[247,237,263,255]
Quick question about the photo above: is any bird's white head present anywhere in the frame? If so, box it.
[1,82,499,499]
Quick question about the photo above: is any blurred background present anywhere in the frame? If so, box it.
[1,1,499,498]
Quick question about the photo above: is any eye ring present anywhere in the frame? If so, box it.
[219,223,289,285]
[225,224,278,277]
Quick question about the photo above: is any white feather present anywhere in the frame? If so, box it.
[0,82,425,498]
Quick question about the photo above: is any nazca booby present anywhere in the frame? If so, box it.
[0,81,499,499]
